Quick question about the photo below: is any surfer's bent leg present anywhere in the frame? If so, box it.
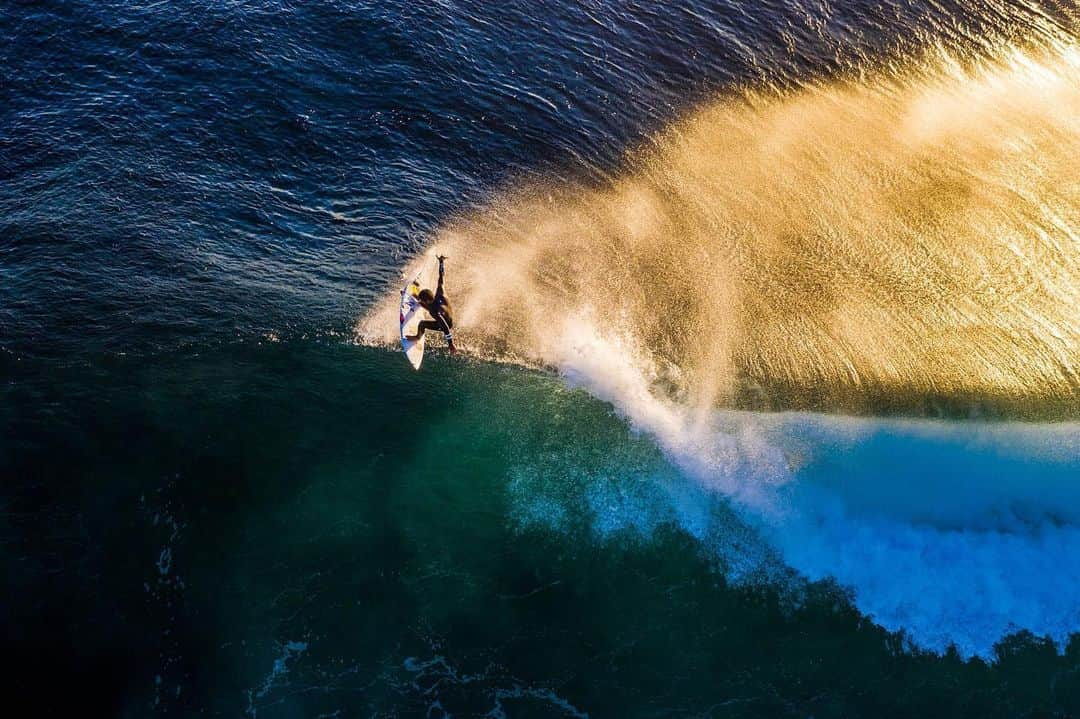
[435,315,453,344]
[414,320,440,338]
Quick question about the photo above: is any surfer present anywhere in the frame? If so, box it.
[405,255,457,354]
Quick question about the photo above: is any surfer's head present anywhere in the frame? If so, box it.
[417,289,435,306]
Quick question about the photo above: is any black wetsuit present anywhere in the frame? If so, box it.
[417,259,453,343]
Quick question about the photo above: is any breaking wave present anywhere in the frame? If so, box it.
[359,36,1080,657]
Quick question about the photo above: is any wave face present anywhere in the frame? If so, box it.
[361,40,1080,418]
[360,32,1080,657]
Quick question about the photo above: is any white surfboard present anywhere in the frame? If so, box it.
[400,273,426,370]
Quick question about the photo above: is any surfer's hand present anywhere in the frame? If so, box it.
[448,343,458,355]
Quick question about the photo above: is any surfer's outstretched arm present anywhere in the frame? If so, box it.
[435,255,446,301]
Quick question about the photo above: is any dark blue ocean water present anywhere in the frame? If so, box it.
[4,1,1080,717]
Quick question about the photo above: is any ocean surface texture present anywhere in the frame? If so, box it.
[4,0,1080,716]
